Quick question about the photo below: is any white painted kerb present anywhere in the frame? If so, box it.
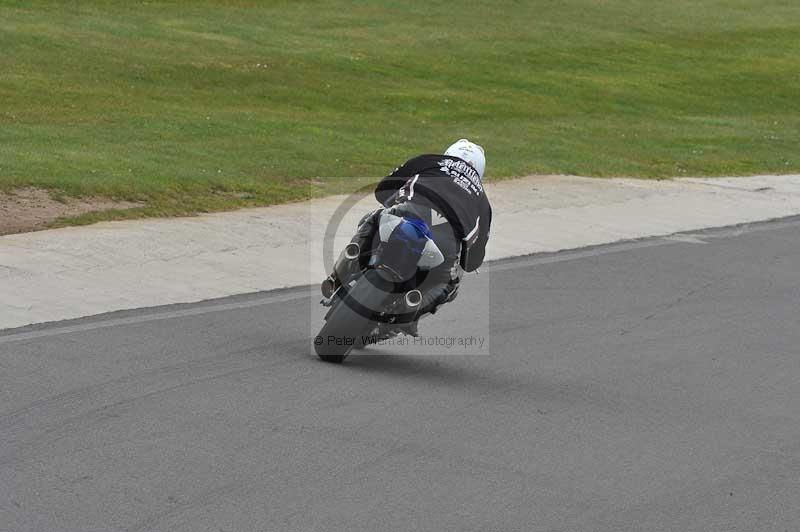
[1,174,799,330]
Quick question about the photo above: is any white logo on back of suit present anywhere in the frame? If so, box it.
[438,158,483,196]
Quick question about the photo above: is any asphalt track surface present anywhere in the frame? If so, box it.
[1,217,799,532]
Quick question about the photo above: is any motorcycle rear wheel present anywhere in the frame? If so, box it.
[314,270,389,363]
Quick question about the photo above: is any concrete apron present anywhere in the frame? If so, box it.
[1,174,799,331]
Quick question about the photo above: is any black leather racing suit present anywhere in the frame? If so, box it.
[351,154,492,317]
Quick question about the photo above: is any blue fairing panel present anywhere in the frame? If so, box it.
[374,213,444,280]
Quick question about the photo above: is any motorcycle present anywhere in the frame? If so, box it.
[314,210,445,363]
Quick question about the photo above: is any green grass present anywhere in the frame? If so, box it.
[2,0,799,222]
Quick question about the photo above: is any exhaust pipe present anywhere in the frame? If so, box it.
[332,242,362,289]
[344,242,360,260]
[404,289,422,308]
[320,277,337,299]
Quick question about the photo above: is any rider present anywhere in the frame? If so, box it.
[350,139,492,333]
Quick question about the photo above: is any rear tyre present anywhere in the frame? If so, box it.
[314,271,389,363]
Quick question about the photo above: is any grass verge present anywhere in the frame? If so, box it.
[1,0,799,225]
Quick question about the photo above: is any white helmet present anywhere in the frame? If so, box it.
[444,139,486,178]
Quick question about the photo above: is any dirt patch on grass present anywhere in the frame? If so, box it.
[0,188,141,235]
